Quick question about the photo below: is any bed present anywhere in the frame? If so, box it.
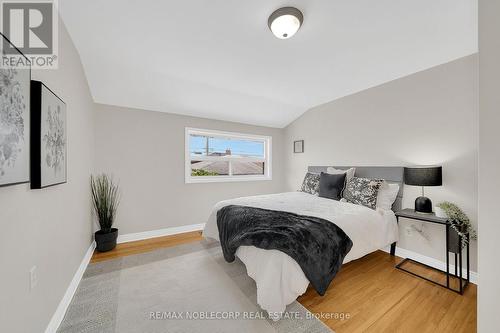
[203,166,403,318]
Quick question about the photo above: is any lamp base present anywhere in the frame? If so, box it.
[415,196,433,214]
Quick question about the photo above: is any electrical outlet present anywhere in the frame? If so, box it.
[405,226,412,237]
[30,266,38,290]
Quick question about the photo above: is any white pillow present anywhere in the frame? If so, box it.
[376,181,400,210]
[326,167,355,182]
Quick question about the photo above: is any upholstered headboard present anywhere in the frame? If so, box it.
[308,166,404,212]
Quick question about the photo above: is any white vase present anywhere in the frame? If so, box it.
[435,206,448,218]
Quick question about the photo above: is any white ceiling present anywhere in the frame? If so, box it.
[60,0,477,128]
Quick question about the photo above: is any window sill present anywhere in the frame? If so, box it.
[185,175,272,184]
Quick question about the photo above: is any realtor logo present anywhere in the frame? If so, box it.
[0,0,58,68]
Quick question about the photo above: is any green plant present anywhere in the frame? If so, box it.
[91,174,120,232]
[191,169,218,176]
[437,201,477,248]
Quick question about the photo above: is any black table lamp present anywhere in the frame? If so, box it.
[404,166,442,214]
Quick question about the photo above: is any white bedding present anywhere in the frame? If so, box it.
[203,192,398,317]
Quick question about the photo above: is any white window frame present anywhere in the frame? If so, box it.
[185,127,272,183]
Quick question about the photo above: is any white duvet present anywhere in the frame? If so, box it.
[203,192,398,317]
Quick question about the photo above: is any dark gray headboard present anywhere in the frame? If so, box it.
[308,166,404,212]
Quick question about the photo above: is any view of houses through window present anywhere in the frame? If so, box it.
[186,128,271,182]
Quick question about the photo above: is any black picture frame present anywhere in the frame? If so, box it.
[294,140,304,153]
[0,33,31,188]
[30,80,67,189]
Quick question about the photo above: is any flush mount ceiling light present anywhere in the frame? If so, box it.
[268,7,303,39]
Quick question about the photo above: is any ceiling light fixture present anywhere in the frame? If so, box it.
[268,7,303,39]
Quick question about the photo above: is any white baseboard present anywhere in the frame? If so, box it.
[117,223,206,244]
[45,241,96,333]
[382,245,478,285]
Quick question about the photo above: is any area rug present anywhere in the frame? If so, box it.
[57,239,333,333]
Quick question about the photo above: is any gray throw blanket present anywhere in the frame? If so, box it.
[217,205,353,296]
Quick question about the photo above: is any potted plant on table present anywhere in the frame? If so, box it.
[91,174,120,252]
[436,201,477,253]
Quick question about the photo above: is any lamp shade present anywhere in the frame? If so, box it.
[404,166,442,186]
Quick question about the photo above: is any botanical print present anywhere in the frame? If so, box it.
[0,68,25,176]
[36,82,67,188]
[343,177,383,209]
[43,105,65,175]
[0,65,29,185]
[300,172,320,196]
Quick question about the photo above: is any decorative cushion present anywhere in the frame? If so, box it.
[343,177,384,209]
[326,167,356,196]
[326,167,356,182]
[318,172,346,200]
[300,172,320,195]
[376,181,400,211]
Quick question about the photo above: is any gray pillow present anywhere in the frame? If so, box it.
[343,177,384,209]
[318,172,346,200]
[300,172,320,195]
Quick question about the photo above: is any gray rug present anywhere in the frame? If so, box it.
[58,239,333,333]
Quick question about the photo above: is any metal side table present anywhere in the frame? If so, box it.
[394,208,470,294]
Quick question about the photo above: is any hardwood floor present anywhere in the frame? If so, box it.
[90,230,203,263]
[91,232,477,332]
[298,251,476,333]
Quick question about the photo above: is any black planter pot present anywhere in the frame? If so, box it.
[447,224,467,254]
[95,228,118,252]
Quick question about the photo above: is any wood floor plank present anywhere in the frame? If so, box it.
[90,235,477,332]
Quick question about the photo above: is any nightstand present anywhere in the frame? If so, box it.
[394,208,470,294]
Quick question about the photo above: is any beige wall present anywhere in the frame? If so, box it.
[284,55,478,271]
[0,21,95,333]
[94,104,286,235]
[478,1,500,331]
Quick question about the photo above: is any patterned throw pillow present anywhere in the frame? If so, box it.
[300,172,320,195]
[343,177,384,209]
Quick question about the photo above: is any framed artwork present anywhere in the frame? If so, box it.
[30,80,67,189]
[0,33,31,187]
[294,140,304,153]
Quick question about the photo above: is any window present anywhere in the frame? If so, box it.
[185,128,272,183]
